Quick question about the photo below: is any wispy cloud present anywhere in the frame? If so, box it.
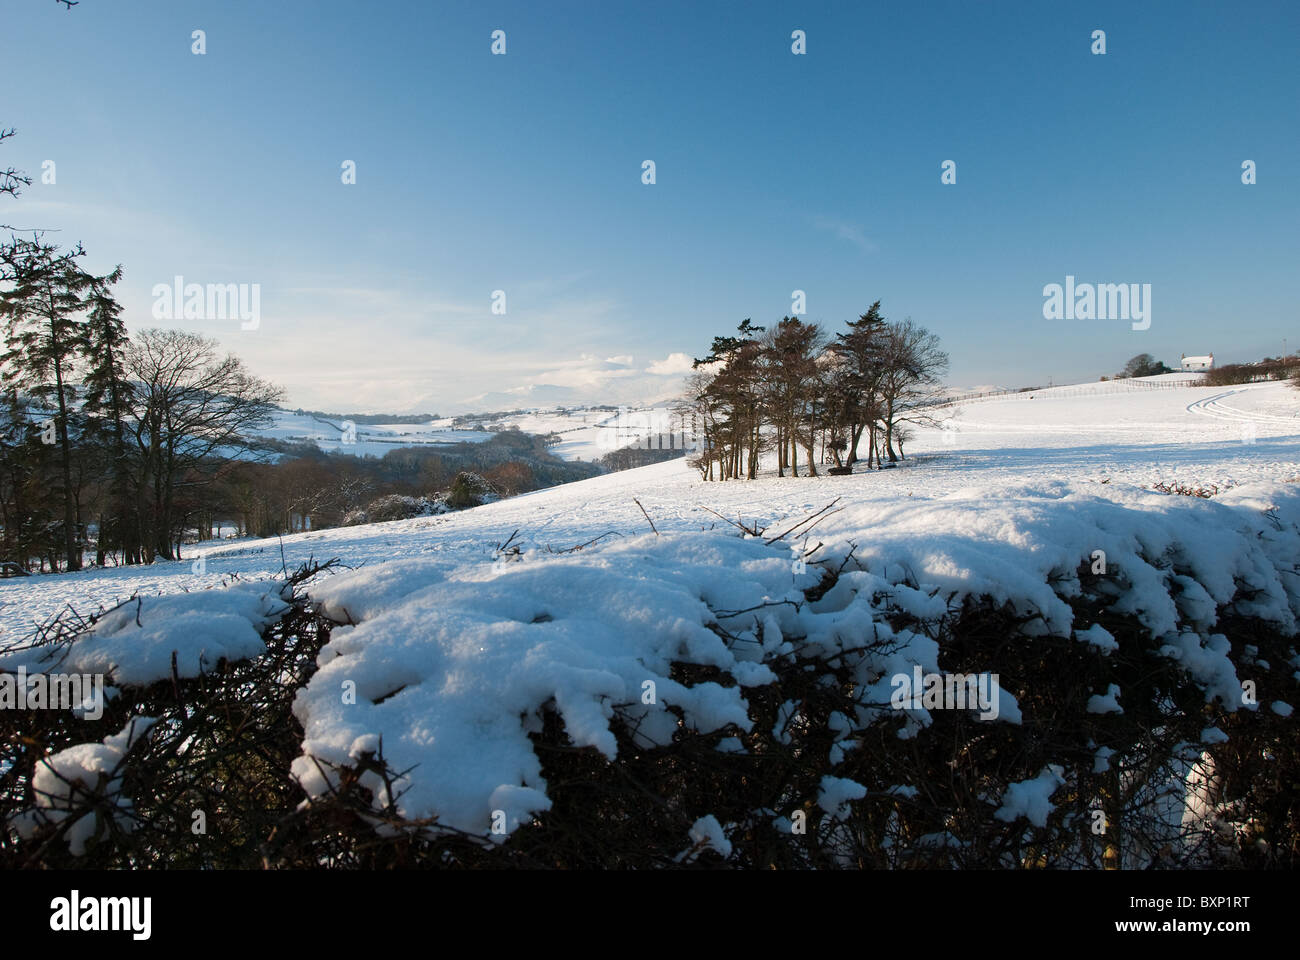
[811,215,877,254]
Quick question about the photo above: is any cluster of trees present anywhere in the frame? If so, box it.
[1207,355,1300,388]
[1108,352,1300,388]
[677,304,949,480]
[0,244,606,573]
[2,124,601,574]
[0,279,605,571]
[598,444,684,473]
[0,239,284,571]
[3,124,282,572]
[0,263,600,572]
[289,408,440,426]
[211,432,598,540]
[1114,353,1174,379]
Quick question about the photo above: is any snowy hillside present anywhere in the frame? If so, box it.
[259,405,676,462]
[258,409,495,457]
[5,376,1299,865]
[6,378,1298,639]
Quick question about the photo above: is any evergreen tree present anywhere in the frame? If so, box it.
[681,302,949,480]
[693,320,766,479]
[80,265,138,564]
[0,239,92,570]
[0,388,59,571]
[762,317,826,477]
[1121,353,1171,378]
[829,301,887,466]
[0,127,32,214]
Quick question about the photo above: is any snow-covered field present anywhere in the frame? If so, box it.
[258,409,495,457]
[6,376,1299,846]
[260,404,677,462]
[5,377,1298,642]
[476,408,629,461]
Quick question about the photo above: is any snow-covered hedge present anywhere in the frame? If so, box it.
[3,481,1298,867]
[343,494,450,526]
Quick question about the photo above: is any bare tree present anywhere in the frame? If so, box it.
[674,370,721,480]
[0,129,32,210]
[876,319,949,463]
[123,329,284,561]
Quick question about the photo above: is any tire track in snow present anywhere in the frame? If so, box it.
[1186,389,1300,424]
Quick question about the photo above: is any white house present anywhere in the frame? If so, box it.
[1181,353,1214,371]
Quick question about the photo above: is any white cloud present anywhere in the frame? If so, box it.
[455,351,694,414]
[645,352,695,375]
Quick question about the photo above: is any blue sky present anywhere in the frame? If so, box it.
[3,0,1297,414]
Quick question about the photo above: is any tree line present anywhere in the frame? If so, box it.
[0,126,613,574]
[225,432,600,538]
[0,243,611,573]
[677,304,949,480]
[0,240,284,571]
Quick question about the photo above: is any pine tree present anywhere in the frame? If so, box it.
[0,388,60,571]
[829,301,887,466]
[693,320,766,479]
[763,317,826,477]
[80,265,138,564]
[0,239,92,570]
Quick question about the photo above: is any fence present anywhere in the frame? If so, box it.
[923,376,1204,410]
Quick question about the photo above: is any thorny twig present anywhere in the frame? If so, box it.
[633,498,659,536]
[698,505,764,537]
[764,498,844,545]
